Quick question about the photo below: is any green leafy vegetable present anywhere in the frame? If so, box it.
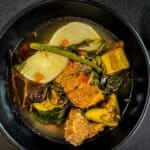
[31,82,69,125]
[50,82,69,102]
[67,39,94,51]
[32,104,68,125]
[101,71,132,96]
[31,97,68,125]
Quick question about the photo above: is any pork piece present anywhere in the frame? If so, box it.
[11,69,47,108]
[55,61,84,93]
[88,123,104,139]
[56,61,104,108]
[67,84,104,108]
[65,108,104,146]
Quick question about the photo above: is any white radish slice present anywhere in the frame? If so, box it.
[18,21,101,83]
[49,22,101,51]
[19,51,68,83]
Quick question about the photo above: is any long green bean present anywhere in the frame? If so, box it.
[30,43,102,72]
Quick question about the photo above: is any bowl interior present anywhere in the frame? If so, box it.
[0,1,149,149]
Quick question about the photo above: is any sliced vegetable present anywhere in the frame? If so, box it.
[31,99,68,125]
[16,51,68,83]
[85,108,118,127]
[30,43,102,72]
[32,100,56,112]
[49,22,102,51]
[101,48,130,75]
[85,94,120,127]
[32,106,68,125]
[102,93,120,114]
[11,69,48,108]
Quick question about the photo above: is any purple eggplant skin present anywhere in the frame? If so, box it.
[11,69,48,108]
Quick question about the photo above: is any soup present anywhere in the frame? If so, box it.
[10,17,132,146]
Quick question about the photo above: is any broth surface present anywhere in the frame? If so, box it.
[10,17,132,145]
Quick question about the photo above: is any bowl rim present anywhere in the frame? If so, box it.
[0,0,149,149]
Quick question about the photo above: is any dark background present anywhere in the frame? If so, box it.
[0,0,150,149]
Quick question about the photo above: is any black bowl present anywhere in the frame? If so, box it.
[0,0,149,149]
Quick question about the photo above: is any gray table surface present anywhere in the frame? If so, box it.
[0,0,150,149]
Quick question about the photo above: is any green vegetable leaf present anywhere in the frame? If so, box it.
[101,71,132,97]
[68,39,94,50]
[32,104,68,125]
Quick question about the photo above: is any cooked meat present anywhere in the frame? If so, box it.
[56,61,83,77]
[67,84,104,108]
[65,108,104,146]
[60,75,80,93]
[55,61,84,93]
[56,61,104,108]
[88,123,104,138]
[65,109,89,146]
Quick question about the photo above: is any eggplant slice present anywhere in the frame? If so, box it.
[11,69,48,108]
